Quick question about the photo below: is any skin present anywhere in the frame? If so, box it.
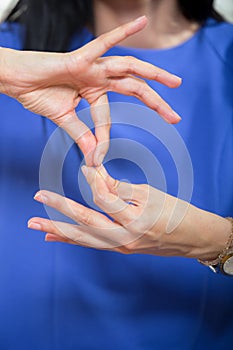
[29,166,232,261]
[27,0,233,262]
[93,0,200,49]
[0,16,181,166]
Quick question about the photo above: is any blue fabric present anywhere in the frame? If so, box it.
[0,19,233,350]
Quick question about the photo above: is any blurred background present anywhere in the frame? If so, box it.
[1,0,233,24]
[215,0,233,23]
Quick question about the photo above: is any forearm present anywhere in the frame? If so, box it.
[0,47,12,95]
[177,204,232,260]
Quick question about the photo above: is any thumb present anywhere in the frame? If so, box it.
[97,165,142,205]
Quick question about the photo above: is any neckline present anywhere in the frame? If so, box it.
[84,18,216,55]
[114,22,206,54]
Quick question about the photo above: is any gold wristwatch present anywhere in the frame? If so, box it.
[198,217,233,276]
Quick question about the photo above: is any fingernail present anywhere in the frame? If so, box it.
[171,110,182,122]
[28,221,42,230]
[45,234,57,242]
[34,191,48,203]
[81,165,88,177]
[135,15,146,23]
[172,74,182,80]
[166,110,182,123]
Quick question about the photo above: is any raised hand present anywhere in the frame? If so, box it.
[0,16,181,165]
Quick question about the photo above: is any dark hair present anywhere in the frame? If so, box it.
[178,0,223,23]
[9,0,94,52]
[8,0,223,52]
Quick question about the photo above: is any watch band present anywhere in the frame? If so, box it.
[198,217,233,275]
[219,249,233,275]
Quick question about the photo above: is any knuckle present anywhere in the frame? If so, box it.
[116,245,133,255]
[102,59,112,76]
[75,233,84,242]
[69,232,82,243]
[99,32,107,41]
[154,71,161,81]
[77,209,92,226]
[132,82,146,98]
[99,33,114,50]
[139,83,148,98]
[123,240,137,254]
[124,56,135,73]
[130,85,139,96]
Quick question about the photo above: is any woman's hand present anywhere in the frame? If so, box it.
[0,16,181,165]
[28,166,231,260]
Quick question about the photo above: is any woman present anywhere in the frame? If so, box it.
[1,1,233,350]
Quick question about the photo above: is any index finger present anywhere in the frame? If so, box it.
[83,16,148,61]
[91,94,111,166]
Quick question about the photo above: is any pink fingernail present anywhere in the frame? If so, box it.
[135,15,147,23]
[171,111,182,122]
[34,191,48,203]
[28,221,42,230]
[45,234,58,242]
[165,110,182,124]
[172,74,182,80]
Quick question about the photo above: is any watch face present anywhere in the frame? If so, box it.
[223,255,233,276]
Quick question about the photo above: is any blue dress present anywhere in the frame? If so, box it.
[0,19,232,350]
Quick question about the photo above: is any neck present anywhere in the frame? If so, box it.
[93,0,200,49]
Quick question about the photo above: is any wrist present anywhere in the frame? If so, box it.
[0,47,9,94]
[188,208,232,260]
[156,202,230,260]
[197,217,233,273]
